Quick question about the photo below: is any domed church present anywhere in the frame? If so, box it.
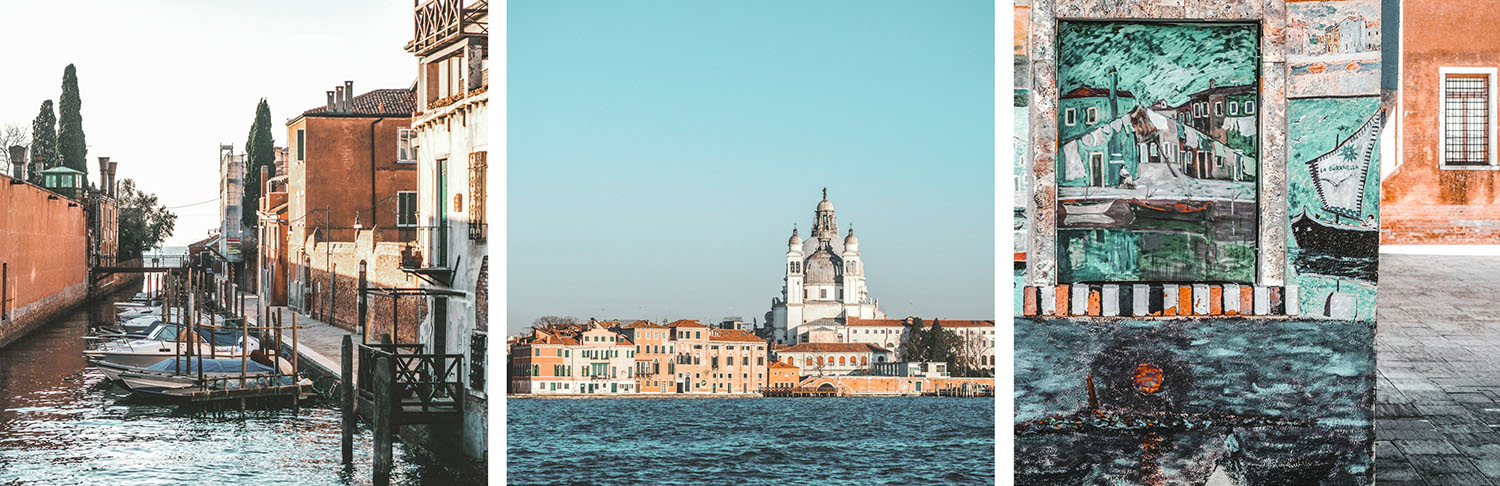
[767,189,885,344]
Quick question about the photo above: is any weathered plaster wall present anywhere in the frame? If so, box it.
[0,174,90,348]
[1382,0,1500,244]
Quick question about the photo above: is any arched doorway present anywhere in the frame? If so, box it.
[817,383,836,393]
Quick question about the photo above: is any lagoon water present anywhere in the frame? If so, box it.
[508,397,995,485]
[0,286,474,486]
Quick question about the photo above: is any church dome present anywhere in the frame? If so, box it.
[788,228,803,250]
[843,229,858,251]
[803,245,843,284]
[817,197,834,212]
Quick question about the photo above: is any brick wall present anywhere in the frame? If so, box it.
[300,230,426,345]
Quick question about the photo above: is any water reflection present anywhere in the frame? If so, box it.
[1057,200,1257,283]
[0,284,473,486]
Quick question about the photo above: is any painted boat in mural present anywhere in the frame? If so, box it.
[1061,200,1114,215]
[1127,199,1213,222]
[1293,108,1384,259]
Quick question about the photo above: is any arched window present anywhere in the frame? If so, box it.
[817,356,824,367]
[839,356,846,366]
[805,357,813,366]
[532,364,539,376]
[861,356,868,366]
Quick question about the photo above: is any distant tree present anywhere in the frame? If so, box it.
[901,317,929,362]
[0,123,28,170]
[243,99,274,228]
[952,331,991,378]
[58,64,87,176]
[532,315,579,329]
[29,100,57,184]
[116,178,177,260]
[927,320,948,362]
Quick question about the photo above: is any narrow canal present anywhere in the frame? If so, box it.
[0,283,470,485]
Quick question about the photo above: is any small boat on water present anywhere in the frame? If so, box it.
[98,357,297,396]
[85,325,257,368]
[1128,199,1214,222]
[1061,200,1114,215]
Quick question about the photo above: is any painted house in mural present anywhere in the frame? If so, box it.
[1382,0,1500,244]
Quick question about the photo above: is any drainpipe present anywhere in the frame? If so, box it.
[370,118,384,233]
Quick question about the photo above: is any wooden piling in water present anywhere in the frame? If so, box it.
[342,335,354,465]
[372,353,393,486]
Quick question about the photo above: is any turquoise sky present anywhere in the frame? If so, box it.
[508,0,995,334]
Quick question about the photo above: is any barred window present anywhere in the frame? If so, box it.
[1443,72,1495,167]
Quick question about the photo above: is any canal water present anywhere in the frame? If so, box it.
[0,284,474,485]
[508,396,996,485]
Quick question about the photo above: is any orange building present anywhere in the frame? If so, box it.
[1383,0,1500,243]
[508,329,577,394]
[767,361,800,390]
[282,82,422,339]
[618,320,673,393]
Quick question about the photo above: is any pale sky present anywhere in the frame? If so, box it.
[0,0,416,247]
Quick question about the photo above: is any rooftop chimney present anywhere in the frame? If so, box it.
[260,165,270,207]
[326,91,336,112]
[334,86,345,113]
[7,145,25,179]
[343,80,354,111]
[97,157,109,190]
[107,161,118,197]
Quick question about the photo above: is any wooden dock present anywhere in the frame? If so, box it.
[761,386,841,398]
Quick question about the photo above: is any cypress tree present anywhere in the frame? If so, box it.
[58,64,87,176]
[243,99,274,228]
[29,100,57,184]
[928,319,946,363]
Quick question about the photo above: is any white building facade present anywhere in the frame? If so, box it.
[768,189,885,344]
[404,0,488,464]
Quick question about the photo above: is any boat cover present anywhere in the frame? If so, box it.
[143,358,274,374]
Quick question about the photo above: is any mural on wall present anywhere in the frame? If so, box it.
[1014,2,1031,312]
[1055,22,1261,283]
[1287,0,1382,98]
[1289,97,1384,320]
[1014,317,1375,485]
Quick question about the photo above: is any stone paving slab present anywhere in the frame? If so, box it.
[239,293,355,382]
[1377,254,1500,485]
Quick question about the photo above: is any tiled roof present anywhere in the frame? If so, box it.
[769,361,799,370]
[779,343,890,354]
[616,337,634,346]
[525,331,578,346]
[710,329,766,343]
[302,88,416,117]
[845,318,906,327]
[667,319,708,328]
[620,320,666,329]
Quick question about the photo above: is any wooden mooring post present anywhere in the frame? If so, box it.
[372,353,394,486]
[341,334,354,465]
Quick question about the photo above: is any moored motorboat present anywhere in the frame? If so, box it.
[99,357,290,395]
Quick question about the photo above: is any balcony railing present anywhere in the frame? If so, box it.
[406,0,488,56]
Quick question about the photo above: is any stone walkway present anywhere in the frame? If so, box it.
[238,293,356,381]
[1377,253,1500,485]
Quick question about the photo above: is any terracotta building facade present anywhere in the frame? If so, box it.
[1382,0,1500,244]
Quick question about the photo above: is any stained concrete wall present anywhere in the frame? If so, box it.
[295,230,426,345]
[0,174,89,348]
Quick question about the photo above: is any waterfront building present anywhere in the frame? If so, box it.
[766,361,800,389]
[871,361,949,378]
[569,323,636,394]
[707,329,768,394]
[789,317,997,375]
[618,320,673,393]
[86,157,119,272]
[767,189,886,344]
[401,0,489,464]
[773,342,893,377]
[508,328,576,395]
[282,81,419,337]
[667,319,712,392]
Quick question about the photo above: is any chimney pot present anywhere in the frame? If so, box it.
[326,91,336,112]
[334,86,345,113]
[344,81,354,112]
